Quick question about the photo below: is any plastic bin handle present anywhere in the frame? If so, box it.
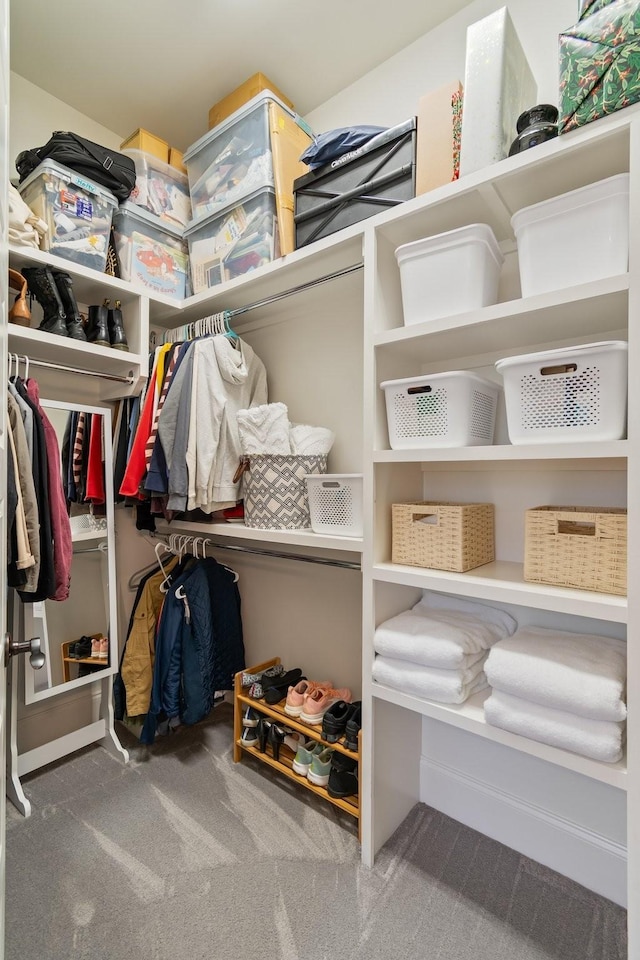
[540,363,577,377]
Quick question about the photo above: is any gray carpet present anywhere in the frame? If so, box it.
[6,703,627,960]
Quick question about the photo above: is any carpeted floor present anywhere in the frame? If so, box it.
[5,703,627,960]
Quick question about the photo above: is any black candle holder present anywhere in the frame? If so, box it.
[509,104,559,157]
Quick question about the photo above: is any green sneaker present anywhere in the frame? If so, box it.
[292,740,323,776]
[307,748,334,786]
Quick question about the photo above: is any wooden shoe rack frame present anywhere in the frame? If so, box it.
[233,658,361,834]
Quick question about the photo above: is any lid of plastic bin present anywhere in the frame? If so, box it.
[120,148,188,185]
[394,223,504,269]
[184,90,313,164]
[495,340,628,372]
[18,157,118,206]
[304,474,364,480]
[510,173,630,233]
[183,184,276,237]
[294,117,417,189]
[114,200,185,239]
[380,371,501,391]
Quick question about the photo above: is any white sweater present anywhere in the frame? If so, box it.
[186,336,267,512]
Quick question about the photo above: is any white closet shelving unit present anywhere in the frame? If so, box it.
[5,86,640,955]
[360,103,640,956]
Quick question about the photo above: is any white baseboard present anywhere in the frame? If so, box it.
[420,755,627,907]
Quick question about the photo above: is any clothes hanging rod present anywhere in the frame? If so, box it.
[156,534,361,571]
[227,263,363,319]
[9,356,135,384]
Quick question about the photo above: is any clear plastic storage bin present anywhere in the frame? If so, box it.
[112,201,189,299]
[184,91,311,223]
[381,372,500,449]
[184,186,279,294]
[395,223,504,327]
[122,149,191,227]
[305,475,364,538]
[18,158,117,273]
[511,173,630,297]
[495,340,628,444]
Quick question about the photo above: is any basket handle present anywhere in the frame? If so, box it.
[540,363,578,377]
[411,510,439,526]
[556,519,596,537]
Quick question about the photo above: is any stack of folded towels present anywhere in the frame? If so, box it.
[372,592,517,704]
[484,626,627,763]
[237,402,335,456]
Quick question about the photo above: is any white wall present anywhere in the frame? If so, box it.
[305,0,577,132]
[9,71,121,174]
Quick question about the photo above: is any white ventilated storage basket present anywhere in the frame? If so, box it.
[495,340,628,444]
[511,173,629,297]
[381,372,500,449]
[305,474,364,538]
[395,223,504,327]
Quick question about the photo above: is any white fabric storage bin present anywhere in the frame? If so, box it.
[496,341,628,444]
[305,475,363,538]
[381,372,500,449]
[511,173,630,298]
[395,223,503,327]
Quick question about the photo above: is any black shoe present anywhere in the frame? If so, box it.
[268,723,286,762]
[327,756,358,799]
[344,702,362,751]
[70,636,93,659]
[263,669,305,705]
[22,266,68,337]
[322,700,354,743]
[51,270,87,341]
[108,299,129,351]
[257,717,271,753]
[86,300,110,346]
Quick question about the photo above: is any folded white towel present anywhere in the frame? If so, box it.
[290,423,335,456]
[8,183,48,249]
[374,592,517,669]
[485,626,627,722]
[372,653,488,704]
[237,403,291,455]
[484,690,625,764]
[414,591,518,638]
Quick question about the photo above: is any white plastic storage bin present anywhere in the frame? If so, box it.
[18,158,117,273]
[112,201,189,299]
[184,90,311,222]
[305,475,364,538]
[184,186,279,294]
[381,372,500,449]
[122,149,191,227]
[511,173,630,297]
[495,340,628,444]
[395,223,504,327]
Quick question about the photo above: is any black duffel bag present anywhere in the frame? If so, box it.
[16,131,136,202]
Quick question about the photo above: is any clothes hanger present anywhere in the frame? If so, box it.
[201,538,240,582]
[157,541,176,593]
[224,311,239,343]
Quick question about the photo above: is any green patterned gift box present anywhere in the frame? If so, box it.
[578,0,620,20]
[559,0,640,133]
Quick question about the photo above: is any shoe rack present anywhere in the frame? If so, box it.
[233,658,361,836]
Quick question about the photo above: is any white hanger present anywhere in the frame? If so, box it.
[156,541,175,593]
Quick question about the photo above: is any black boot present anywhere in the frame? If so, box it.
[86,299,110,347]
[21,267,68,337]
[108,299,129,351]
[51,270,88,341]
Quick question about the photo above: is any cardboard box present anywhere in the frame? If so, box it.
[416,80,463,195]
[168,147,187,174]
[559,0,640,133]
[208,73,294,130]
[120,128,169,163]
[460,7,537,176]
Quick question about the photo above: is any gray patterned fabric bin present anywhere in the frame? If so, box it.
[243,454,328,529]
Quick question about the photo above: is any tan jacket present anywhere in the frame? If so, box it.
[121,558,179,718]
[8,394,40,590]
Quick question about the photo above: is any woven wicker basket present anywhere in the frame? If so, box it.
[524,505,627,596]
[391,501,494,572]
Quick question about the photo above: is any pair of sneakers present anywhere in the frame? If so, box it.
[284,679,352,725]
[322,700,362,748]
[328,754,358,800]
[91,637,108,659]
[292,740,334,787]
